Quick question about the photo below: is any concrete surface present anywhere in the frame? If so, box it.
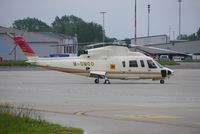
[0,67,200,134]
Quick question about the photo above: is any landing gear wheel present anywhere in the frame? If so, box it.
[104,79,110,84]
[160,80,165,84]
[94,78,99,84]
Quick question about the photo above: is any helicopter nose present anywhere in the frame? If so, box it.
[167,69,174,76]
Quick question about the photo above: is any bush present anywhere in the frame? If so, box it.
[0,60,30,66]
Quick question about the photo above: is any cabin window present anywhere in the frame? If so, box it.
[140,60,145,67]
[122,61,126,68]
[147,60,157,68]
[129,60,138,67]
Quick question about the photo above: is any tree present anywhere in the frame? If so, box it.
[178,27,200,41]
[188,33,197,41]
[197,28,200,40]
[12,17,52,32]
[177,34,189,40]
[12,15,115,44]
[52,15,103,43]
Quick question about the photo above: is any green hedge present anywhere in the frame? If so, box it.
[0,60,30,66]
[157,60,180,66]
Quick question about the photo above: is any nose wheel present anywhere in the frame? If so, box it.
[160,80,165,84]
[104,79,110,84]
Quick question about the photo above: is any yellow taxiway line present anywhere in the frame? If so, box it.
[117,115,181,119]
[0,100,15,103]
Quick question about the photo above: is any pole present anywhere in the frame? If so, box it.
[14,47,16,61]
[134,0,137,46]
[178,0,182,39]
[100,12,107,45]
[169,25,171,40]
[148,4,150,37]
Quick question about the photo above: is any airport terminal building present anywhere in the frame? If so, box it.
[0,26,78,60]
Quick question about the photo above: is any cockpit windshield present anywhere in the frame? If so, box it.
[154,60,164,68]
[147,60,157,68]
[147,59,164,69]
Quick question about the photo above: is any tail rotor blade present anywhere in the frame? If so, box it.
[9,44,17,55]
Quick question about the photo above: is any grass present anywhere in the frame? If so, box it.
[0,104,83,134]
[0,60,30,66]
[181,60,200,62]
[157,60,180,66]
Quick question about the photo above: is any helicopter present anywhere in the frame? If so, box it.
[7,33,174,84]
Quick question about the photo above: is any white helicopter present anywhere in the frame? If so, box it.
[7,33,174,84]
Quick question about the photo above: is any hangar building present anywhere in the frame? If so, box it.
[0,26,78,60]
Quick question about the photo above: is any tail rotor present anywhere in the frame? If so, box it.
[6,32,38,62]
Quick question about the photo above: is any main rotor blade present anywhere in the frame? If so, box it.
[6,32,14,39]
[129,43,190,56]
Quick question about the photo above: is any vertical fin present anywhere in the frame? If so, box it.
[13,36,38,61]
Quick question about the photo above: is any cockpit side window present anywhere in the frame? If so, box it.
[140,60,145,67]
[147,60,157,69]
[122,61,126,68]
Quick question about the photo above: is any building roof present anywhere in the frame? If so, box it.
[0,26,77,44]
[130,40,200,55]
[131,34,168,40]
[154,40,200,54]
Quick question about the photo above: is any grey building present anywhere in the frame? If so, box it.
[0,26,78,60]
[131,35,170,45]
[130,39,200,60]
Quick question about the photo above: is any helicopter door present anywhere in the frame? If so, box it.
[120,60,128,72]
[146,60,160,78]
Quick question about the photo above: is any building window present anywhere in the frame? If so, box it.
[147,60,157,68]
[129,60,138,67]
[140,60,145,67]
[64,46,68,53]
[73,46,76,53]
[122,61,126,68]
[69,46,72,53]
[64,45,77,54]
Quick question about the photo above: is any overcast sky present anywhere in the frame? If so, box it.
[0,0,200,40]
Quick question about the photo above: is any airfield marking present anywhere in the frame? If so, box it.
[0,100,15,103]
[117,115,181,119]
[74,112,85,116]
[74,111,180,119]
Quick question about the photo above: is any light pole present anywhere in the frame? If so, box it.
[178,0,182,39]
[134,0,137,45]
[147,4,150,37]
[100,12,107,44]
